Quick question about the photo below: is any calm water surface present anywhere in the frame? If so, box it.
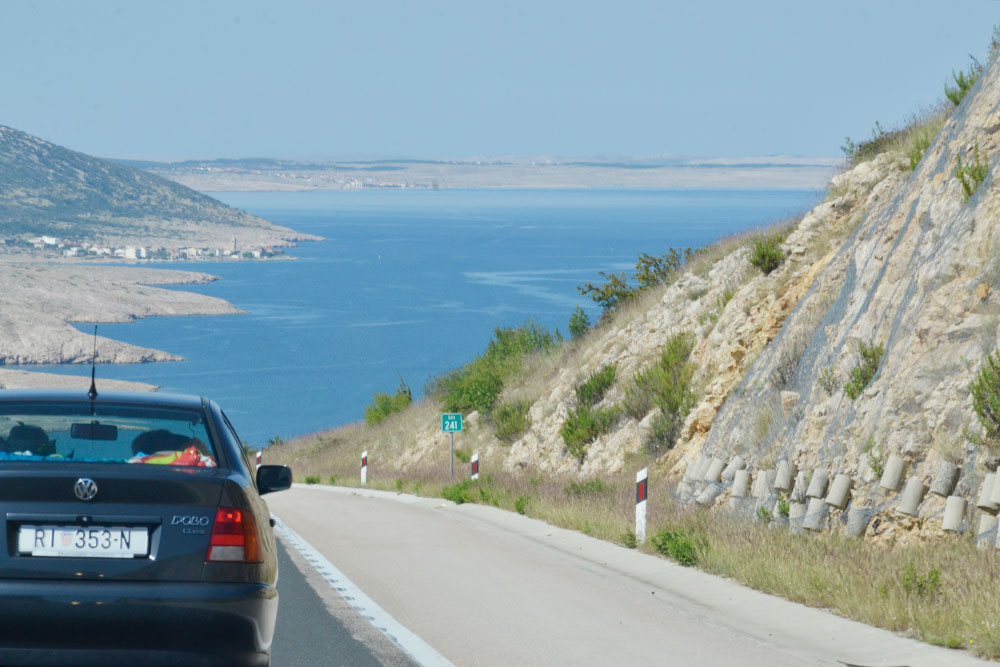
[33,189,819,446]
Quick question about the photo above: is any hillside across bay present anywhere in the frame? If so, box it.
[0,125,321,253]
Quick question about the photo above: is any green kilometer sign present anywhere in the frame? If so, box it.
[441,413,463,432]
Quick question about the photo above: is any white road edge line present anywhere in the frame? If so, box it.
[272,514,455,667]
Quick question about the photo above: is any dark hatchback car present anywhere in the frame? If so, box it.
[0,389,292,667]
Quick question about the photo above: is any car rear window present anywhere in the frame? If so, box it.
[0,401,217,466]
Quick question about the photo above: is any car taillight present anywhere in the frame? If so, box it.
[207,507,261,563]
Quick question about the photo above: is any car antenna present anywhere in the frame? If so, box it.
[88,325,99,401]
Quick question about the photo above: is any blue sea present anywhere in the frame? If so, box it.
[31,189,819,446]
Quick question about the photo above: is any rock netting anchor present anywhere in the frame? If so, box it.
[897,477,928,516]
[879,455,906,492]
[930,461,960,497]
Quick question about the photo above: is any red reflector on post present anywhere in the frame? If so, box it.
[207,506,261,563]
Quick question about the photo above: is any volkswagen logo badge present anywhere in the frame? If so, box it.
[73,478,98,502]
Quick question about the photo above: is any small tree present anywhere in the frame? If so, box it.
[578,249,692,313]
[954,143,989,202]
[568,306,591,339]
[971,350,1000,443]
[945,63,981,107]
[578,270,634,312]
[748,235,785,275]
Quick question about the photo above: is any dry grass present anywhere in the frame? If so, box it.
[654,505,1000,657]
[268,399,444,482]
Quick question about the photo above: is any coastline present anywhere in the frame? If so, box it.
[0,261,242,372]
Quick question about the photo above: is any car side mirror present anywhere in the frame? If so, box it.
[256,465,292,494]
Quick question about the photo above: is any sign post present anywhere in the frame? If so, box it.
[441,413,463,480]
[471,452,480,481]
[361,450,368,486]
[636,467,648,544]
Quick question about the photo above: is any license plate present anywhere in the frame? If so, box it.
[18,525,149,558]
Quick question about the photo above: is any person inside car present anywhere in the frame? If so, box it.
[4,422,56,456]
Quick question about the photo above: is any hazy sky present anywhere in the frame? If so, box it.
[2,1,997,161]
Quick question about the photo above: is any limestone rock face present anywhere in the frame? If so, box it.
[701,54,1000,484]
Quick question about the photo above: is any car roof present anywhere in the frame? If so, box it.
[0,388,208,410]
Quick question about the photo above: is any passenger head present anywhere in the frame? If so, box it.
[131,429,192,455]
[6,422,56,456]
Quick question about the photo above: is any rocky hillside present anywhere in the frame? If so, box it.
[0,125,317,248]
[354,49,1000,533]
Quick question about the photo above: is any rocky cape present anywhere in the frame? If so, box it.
[0,262,241,367]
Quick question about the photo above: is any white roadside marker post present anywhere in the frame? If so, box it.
[636,467,648,544]
[361,450,368,486]
[256,450,262,470]
[471,453,480,481]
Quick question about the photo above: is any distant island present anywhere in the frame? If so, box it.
[125,154,839,192]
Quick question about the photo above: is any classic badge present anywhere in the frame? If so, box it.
[73,478,98,502]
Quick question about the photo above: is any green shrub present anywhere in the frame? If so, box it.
[776,495,790,518]
[634,251,690,289]
[841,120,906,166]
[578,270,634,312]
[945,64,981,107]
[514,494,530,515]
[970,349,1000,444]
[651,528,699,566]
[328,475,337,485]
[748,234,785,275]
[564,477,608,497]
[363,377,413,424]
[756,506,773,522]
[493,399,532,441]
[620,529,638,549]
[561,405,620,462]
[431,321,559,415]
[625,332,697,452]
[453,447,471,463]
[954,143,988,202]
[442,480,476,505]
[579,249,692,313]
[844,341,884,400]
[576,363,617,407]
[863,436,885,479]
[568,305,591,339]
[901,563,942,597]
[304,475,320,485]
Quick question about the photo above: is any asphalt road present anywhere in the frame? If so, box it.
[271,534,417,666]
[268,485,992,667]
